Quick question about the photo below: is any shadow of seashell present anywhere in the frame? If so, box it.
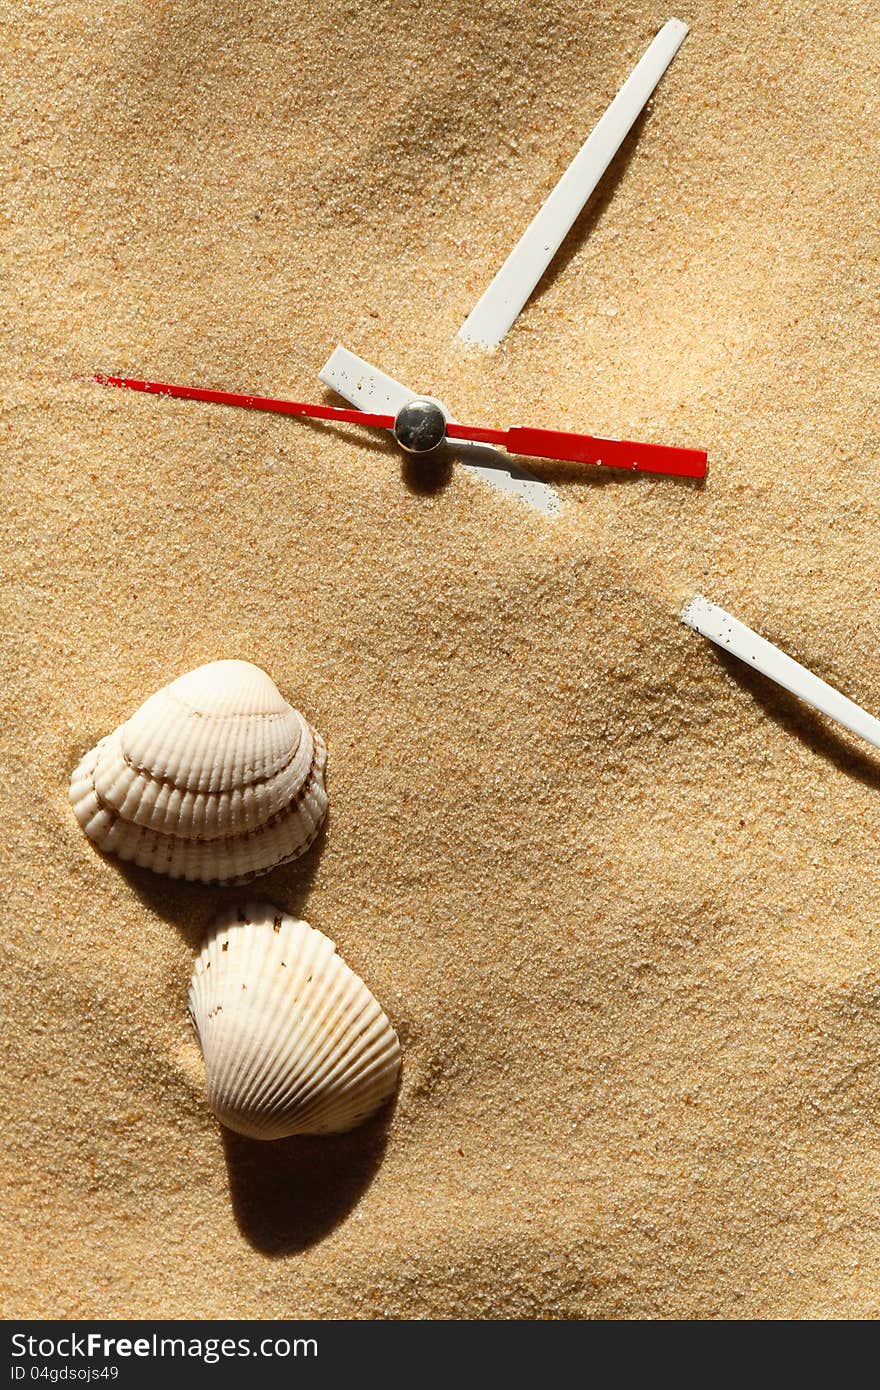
[115,813,330,944]
[221,1094,397,1255]
[250,815,330,923]
[114,860,227,946]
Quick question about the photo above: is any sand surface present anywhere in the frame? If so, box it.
[2,0,879,1319]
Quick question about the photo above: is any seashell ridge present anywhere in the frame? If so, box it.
[188,900,401,1139]
[69,659,327,884]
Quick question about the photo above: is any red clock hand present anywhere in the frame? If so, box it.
[93,373,395,431]
[93,374,707,480]
[445,421,706,479]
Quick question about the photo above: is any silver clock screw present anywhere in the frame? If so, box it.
[393,398,447,454]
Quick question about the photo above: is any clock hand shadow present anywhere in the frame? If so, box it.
[402,441,691,496]
[710,646,880,792]
[522,459,705,489]
[303,404,462,496]
[400,450,455,495]
[530,108,649,309]
[310,394,459,493]
[299,411,393,456]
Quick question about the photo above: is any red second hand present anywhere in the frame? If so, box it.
[93,373,707,480]
[94,373,395,432]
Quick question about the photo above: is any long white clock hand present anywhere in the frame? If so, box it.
[458,18,690,349]
[318,345,562,517]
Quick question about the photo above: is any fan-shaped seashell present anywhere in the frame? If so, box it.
[189,901,401,1139]
[69,660,327,884]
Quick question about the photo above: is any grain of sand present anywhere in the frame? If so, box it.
[1,0,878,1318]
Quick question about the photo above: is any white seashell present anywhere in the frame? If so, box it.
[189,901,401,1139]
[69,660,328,884]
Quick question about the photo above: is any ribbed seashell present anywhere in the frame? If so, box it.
[189,901,401,1138]
[69,660,327,884]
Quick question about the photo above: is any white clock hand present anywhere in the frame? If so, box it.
[318,345,562,517]
[458,18,690,349]
[683,595,880,753]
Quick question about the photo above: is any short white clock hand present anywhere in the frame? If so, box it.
[318,345,562,517]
